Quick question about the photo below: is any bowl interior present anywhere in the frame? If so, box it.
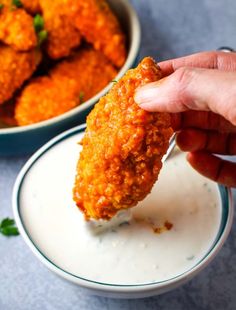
[13,125,233,296]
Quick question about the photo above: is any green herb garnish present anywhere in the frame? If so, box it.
[37,29,48,46]
[79,91,84,103]
[34,14,48,46]
[12,0,23,8]
[0,3,4,10]
[111,80,118,83]
[0,218,19,237]
[34,14,44,33]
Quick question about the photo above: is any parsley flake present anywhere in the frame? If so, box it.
[111,80,118,83]
[79,91,84,103]
[12,0,22,8]
[0,3,4,10]
[34,15,48,46]
[37,29,48,46]
[0,218,19,237]
[34,14,44,33]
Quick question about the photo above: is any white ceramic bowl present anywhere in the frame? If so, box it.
[0,0,141,156]
[13,124,234,299]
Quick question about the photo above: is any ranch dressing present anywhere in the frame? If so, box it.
[19,133,221,285]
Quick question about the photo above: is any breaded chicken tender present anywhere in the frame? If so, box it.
[73,57,173,220]
[15,76,80,125]
[39,0,81,59]
[71,0,126,67]
[0,46,41,105]
[15,47,117,125]
[0,6,37,51]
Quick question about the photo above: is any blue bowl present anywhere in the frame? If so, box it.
[0,0,141,156]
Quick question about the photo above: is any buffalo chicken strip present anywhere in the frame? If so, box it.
[73,57,173,220]
[39,0,82,59]
[0,46,41,105]
[15,47,117,125]
[72,0,126,67]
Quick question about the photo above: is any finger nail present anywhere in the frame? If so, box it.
[134,78,167,105]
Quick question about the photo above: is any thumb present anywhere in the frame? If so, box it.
[135,67,236,126]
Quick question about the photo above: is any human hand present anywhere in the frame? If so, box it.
[135,51,236,187]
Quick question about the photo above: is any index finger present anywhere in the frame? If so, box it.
[171,111,236,133]
[159,51,236,76]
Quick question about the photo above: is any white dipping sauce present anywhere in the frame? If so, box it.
[19,132,222,285]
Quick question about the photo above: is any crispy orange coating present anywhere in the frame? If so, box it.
[73,57,173,220]
[0,6,37,51]
[15,76,80,125]
[15,47,117,125]
[0,46,41,105]
[21,0,41,14]
[71,0,126,67]
[39,0,81,59]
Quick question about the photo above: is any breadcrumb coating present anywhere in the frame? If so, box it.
[15,76,80,126]
[71,0,126,67]
[0,6,37,51]
[73,57,173,220]
[15,47,117,125]
[0,46,41,105]
[39,0,81,59]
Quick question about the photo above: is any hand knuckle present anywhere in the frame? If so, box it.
[174,67,194,87]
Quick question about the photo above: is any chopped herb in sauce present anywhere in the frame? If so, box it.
[0,218,19,237]
[0,3,4,10]
[111,80,118,83]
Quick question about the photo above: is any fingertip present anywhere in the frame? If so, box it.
[134,79,169,111]
[186,151,193,163]
[186,151,236,187]
[186,151,220,182]
[176,129,207,152]
[134,82,158,108]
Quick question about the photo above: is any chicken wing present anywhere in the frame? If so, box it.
[0,46,41,105]
[15,47,117,125]
[73,57,173,220]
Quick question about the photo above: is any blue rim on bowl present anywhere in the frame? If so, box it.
[0,0,141,156]
[13,124,234,299]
